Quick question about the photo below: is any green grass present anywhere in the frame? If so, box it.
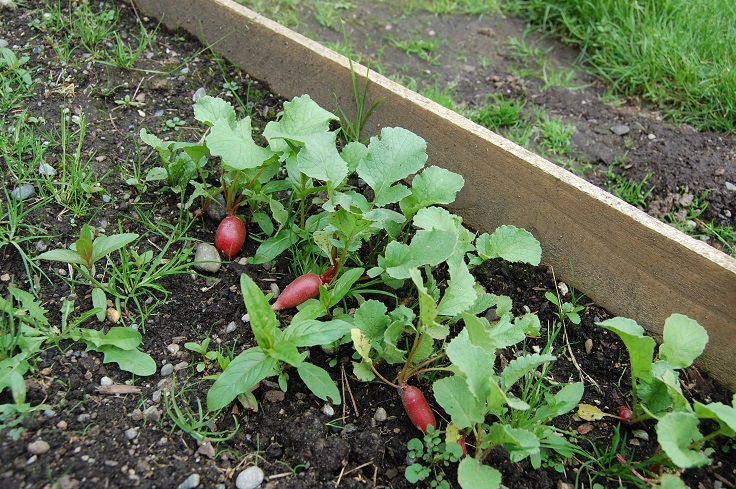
[504,0,736,132]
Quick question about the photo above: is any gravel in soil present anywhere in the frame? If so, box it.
[1,2,735,489]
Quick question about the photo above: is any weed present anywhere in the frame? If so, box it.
[607,170,654,209]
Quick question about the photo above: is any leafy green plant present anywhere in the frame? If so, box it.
[164,378,239,442]
[544,290,584,325]
[590,314,736,471]
[35,223,138,321]
[184,337,231,373]
[0,46,34,109]
[206,273,353,411]
[405,426,464,488]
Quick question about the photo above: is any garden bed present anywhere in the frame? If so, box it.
[1,1,735,488]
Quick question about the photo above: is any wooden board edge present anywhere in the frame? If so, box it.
[129,0,736,391]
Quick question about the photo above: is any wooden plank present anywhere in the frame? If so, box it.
[131,0,736,390]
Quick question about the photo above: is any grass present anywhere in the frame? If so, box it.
[503,0,736,132]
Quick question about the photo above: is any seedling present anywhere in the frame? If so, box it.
[581,314,736,472]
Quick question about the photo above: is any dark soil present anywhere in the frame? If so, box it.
[1,1,734,489]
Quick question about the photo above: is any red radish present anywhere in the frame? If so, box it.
[617,405,633,423]
[215,215,246,259]
[319,264,338,285]
[399,384,436,434]
[271,273,323,311]
[457,436,467,458]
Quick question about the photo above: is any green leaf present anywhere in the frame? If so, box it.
[659,314,708,369]
[438,259,477,317]
[296,131,348,187]
[78,327,142,351]
[297,362,341,404]
[656,412,710,468]
[75,224,95,265]
[501,353,556,391]
[340,141,368,173]
[250,228,300,264]
[400,165,464,219]
[381,229,459,279]
[457,457,502,489]
[207,347,278,411]
[35,248,87,266]
[7,287,48,326]
[0,356,30,404]
[207,117,274,170]
[597,317,655,383]
[194,95,236,126]
[693,399,736,435]
[96,345,156,376]
[90,233,139,265]
[432,375,484,429]
[446,330,495,402]
[486,423,540,462]
[91,287,107,322]
[327,267,365,307]
[240,273,279,350]
[476,225,542,265]
[264,94,337,155]
[268,339,306,367]
[353,300,391,344]
[357,127,428,207]
[282,319,352,347]
[411,269,448,340]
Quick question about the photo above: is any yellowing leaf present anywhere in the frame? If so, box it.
[577,403,607,421]
[351,328,372,363]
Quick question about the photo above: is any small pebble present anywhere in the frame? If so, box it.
[373,407,387,422]
[647,133,656,140]
[167,344,180,355]
[193,243,222,273]
[632,429,649,441]
[225,321,237,334]
[177,473,200,489]
[160,363,174,377]
[124,428,138,440]
[557,282,569,296]
[725,182,736,192]
[10,184,35,200]
[0,273,10,281]
[27,440,50,455]
[143,406,161,422]
[270,283,280,299]
[584,338,593,354]
[100,376,114,387]
[38,162,56,176]
[236,466,264,489]
[321,404,335,417]
[106,308,121,323]
[610,125,630,136]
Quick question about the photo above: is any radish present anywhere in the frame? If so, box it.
[271,273,323,311]
[617,404,633,423]
[457,436,467,458]
[215,215,246,259]
[399,384,436,434]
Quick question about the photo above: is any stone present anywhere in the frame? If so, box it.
[610,124,630,136]
[27,440,50,455]
[193,243,222,273]
[10,184,35,200]
[373,407,387,422]
[235,467,264,489]
[177,473,200,489]
[160,363,174,377]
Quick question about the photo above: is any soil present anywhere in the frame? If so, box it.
[1,2,735,489]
